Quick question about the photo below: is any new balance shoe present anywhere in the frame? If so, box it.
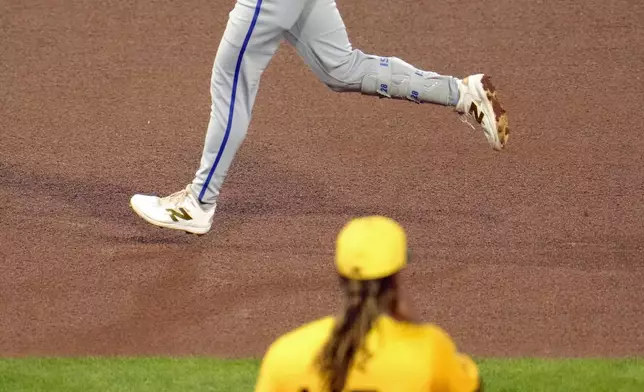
[455,74,509,150]
[129,185,215,235]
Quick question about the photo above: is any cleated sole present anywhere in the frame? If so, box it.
[481,75,510,149]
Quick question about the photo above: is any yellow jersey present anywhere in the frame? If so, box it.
[255,315,480,392]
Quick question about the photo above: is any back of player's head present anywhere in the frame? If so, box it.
[318,216,408,392]
[334,215,408,280]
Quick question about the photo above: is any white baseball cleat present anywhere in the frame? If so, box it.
[129,185,215,235]
[455,74,509,151]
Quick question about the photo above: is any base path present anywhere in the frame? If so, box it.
[1,0,643,357]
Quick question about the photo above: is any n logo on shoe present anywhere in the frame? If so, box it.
[469,102,484,124]
[166,208,193,222]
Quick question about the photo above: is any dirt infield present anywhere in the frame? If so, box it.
[2,0,643,358]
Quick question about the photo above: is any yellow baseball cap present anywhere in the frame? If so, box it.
[335,216,407,280]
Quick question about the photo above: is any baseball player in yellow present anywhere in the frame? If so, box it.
[255,216,481,392]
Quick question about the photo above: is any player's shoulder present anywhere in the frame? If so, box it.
[264,316,335,359]
[279,316,336,342]
[418,323,453,338]
[414,322,459,353]
[419,323,456,342]
[391,319,456,346]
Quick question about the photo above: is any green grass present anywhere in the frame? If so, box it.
[479,358,644,391]
[0,357,643,391]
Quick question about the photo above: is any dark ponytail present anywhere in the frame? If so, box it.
[317,275,398,392]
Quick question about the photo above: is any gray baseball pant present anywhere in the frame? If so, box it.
[191,0,460,204]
